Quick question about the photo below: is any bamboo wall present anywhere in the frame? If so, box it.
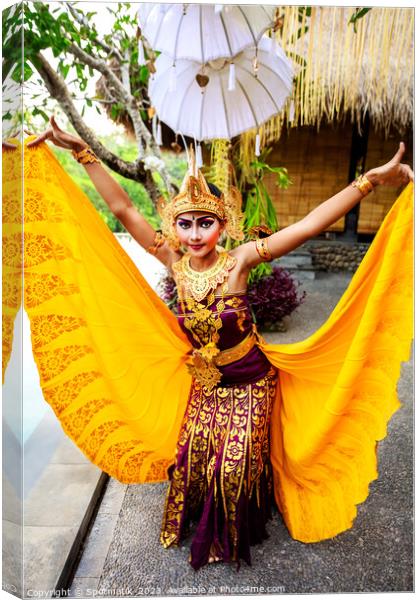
[265,121,413,234]
[358,126,413,234]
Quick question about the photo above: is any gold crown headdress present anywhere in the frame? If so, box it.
[157,145,244,250]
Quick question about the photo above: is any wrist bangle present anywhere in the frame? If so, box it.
[72,146,100,165]
[351,174,374,196]
[255,237,272,262]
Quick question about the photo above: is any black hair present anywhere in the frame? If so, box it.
[207,182,222,198]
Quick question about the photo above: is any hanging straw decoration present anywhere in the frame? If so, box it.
[288,100,295,124]
[206,139,231,196]
[239,6,413,165]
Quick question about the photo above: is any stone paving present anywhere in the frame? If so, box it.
[69,271,414,596]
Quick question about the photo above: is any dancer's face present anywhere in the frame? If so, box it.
[175,212,224,255]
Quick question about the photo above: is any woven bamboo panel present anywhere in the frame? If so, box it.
[265,122,352,232]
[359,127,413,233]
[266,121,413,235]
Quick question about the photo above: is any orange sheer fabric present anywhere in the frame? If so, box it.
[2,137,413,544]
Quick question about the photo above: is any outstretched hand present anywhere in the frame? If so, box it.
[367,142,414,187]
[2,139,19,150]
[2,129,21,150]
[26,116,86,151]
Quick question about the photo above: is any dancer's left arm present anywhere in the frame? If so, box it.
[237,142,413,270]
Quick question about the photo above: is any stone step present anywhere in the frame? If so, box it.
[276,247,314,271]
[284,268,316,280]
[273,259,317,280]
[277,253,313,268]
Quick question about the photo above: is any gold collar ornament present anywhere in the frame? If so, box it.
[172,246,237,303]
[157,145,245,250]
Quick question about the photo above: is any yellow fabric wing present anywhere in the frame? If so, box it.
[261,181,413,543]
[2,143,22,383]
[3,138,193,483]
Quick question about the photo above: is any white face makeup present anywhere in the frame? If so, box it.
[175,212,224,254]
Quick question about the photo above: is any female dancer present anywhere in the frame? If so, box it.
[7,116,413,570]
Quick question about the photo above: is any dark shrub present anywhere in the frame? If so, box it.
[247,266,306,330]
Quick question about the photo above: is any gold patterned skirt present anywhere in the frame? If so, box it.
[159,365,278,570]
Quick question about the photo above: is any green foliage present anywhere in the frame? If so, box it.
[243,148,292,235]
[49,136,188,233]
[2,4,23,83]
[348,8,372,33]
[3,1,152,127]
[241,148,292,285]
[50,140,156,233]
[162,152,188,185]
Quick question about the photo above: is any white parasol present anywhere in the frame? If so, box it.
[137,3,275,64]
[148,35,294,143]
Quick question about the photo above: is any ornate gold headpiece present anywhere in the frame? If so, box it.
[157,145,245,250]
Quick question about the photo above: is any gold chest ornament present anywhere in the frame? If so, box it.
[173,248,237,389]
[172,247,237,303]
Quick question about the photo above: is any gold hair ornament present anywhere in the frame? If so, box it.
[157,146,244,250]
[146,230,165,255]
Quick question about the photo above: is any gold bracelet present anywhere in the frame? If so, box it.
[147,230,165,255]
[255,237,272,262]
[351,174,374,196]
[72,146,100,164]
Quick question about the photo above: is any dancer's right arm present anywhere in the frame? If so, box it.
[26,116,181,271]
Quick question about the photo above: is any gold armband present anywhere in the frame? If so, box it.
[147,230,165,255]
[255,237,272,262]
[351,174,374,197]
[72,146,100,165]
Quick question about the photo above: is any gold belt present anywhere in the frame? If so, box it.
[214,329,257,366]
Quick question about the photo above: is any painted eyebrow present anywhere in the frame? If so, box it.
[177,216,216,223]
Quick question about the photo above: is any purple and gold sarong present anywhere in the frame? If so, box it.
[159,293,278,570]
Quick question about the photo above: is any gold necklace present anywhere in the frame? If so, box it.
[172,246,237,303]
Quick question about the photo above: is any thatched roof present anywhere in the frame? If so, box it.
[259,7,413,143]
[291,7,412,130]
